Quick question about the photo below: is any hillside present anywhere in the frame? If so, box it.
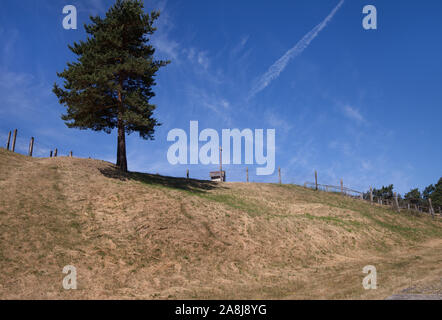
[0,147,441,299]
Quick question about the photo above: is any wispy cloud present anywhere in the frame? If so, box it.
[76,0,109,16]
[186,86,233,125]
[0,28,18,66]
[342,105,365,124]
[0,69,53,119]
[231,35,250,57]
[328,140,353,156]
[184,48,211,70]
[149,0,181,61]
[248,0,345,99]
[150,1,212,71]
[267,113,292,134]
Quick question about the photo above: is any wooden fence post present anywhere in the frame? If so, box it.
[429,198,435,219]
[11,129,17,152]
[246,167,249,183]
[340,179,344,195]
[6,131,11,150]
[28,137,34,157]
[186,169,189,179]
[219,146,223,183]
[315,170,318,191]
[370,187,373,204]
[278,167,281,184]
[54,149,58,157]
[394,192,400,212]
[50,150,53,158]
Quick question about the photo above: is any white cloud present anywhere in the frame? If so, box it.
[342,105,365,123]
[328,140,353,156]
[149,2,212,72]
[361,160,372,170]
[231,35,250,56]
[182,48,211,70]
[76,0,109,16]
[0,69,52,118]
[185,86,232,125]
[248,0,345,99]
[0,28,18,66]
[149,1,181,61]
[267,113,292,133]
[197,51,210,70]
[153,36,180,61]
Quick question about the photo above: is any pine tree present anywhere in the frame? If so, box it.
[404,188,422,205]
[430,178,442,209]
[422,184,435,200]
[372,184,394,200]
[53,0,169,172]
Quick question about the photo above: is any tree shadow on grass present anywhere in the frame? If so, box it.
[99,166,223,194]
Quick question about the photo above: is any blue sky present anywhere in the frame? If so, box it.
[1,0,441,194]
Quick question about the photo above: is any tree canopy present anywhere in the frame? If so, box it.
[372,184,394,200]
[404,188,421,205]
[396,177,442,209]
[424,178,442,209]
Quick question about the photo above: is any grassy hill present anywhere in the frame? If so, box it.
[0,147,441,299]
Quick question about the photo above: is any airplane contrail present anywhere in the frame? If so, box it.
[248,0,345,99]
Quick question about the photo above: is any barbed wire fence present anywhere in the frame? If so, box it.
[4,128,73,158]
[302,170,441,219]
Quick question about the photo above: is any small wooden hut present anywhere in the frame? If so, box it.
[210,171,226,182]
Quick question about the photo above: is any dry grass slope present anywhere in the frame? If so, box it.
[0,147,441,299]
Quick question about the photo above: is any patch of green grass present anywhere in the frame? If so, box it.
[70,221,82,232]
[97,250,106,257]
[391,260,411,269]
[301,213,362,231]
[374,219,421,240]
[196,193,268,217]
[372,239,389,253]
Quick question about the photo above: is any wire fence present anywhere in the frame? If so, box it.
[4,128,72,158]
[304,182,364,199]
[303,174,441,219]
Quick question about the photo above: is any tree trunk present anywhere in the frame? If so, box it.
[116,134,120,167]
[117,86,127,172]
[117,118,127,172]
